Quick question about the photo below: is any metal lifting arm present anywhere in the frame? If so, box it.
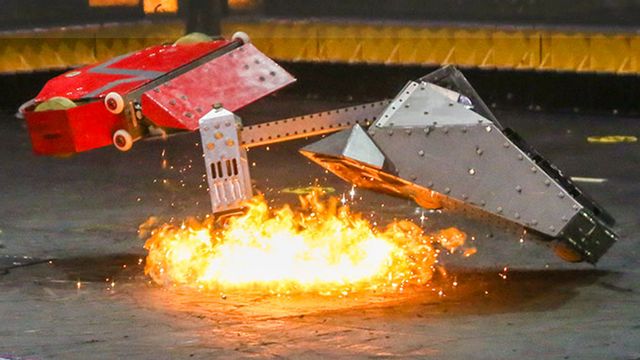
[238,100,390,148]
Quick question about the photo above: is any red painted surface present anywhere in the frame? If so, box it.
[35,40,232,102]
[25,101,126,155]
[141,44,296,130]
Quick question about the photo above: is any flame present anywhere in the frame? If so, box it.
[142,190,470,296]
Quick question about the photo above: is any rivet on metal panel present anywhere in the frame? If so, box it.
[476,147,483,156]
[226,139,235,147]
[562,216,568,222]
[215,132,223,139]
[443,127,449,134]
[461,127,467,133]
[462,194,468,200]
[405,129,412,135]
[387,130,394,136]
[544,179,551,186]
[531,167,538,173]
[497,206,503,213]
[517,154,524,160]
[572,204,579,210]
[444,187,451,194]
[515,185,522,192]
[225,121,231,127]
[503,142,510,148]
[485,126,492,132]
[558,192,565,199]
[424,127,431,135]
[480,200,486,206]
[418,150,425,156]
[207,143,215,150]
[468,168,476,175]
[549,225,556,232]
[514,212,521,219]
[531,219,538,226]
[411,175,417,180]
[427,181,434,187]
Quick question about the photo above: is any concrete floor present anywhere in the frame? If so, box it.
[0,95,639,359]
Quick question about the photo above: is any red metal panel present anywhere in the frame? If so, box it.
[141,43,296,130]
[25,101,125,155]
[35,41,232,102]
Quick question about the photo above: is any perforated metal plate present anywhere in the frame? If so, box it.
[200,108,252,214]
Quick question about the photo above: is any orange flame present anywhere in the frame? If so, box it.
[142,190,470,296]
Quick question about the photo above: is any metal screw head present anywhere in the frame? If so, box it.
[515,185,522,193]
[418,150,425,156]
[549,225,556,232]
[468,168,476,175]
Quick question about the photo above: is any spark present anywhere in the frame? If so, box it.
[141,190,471,295]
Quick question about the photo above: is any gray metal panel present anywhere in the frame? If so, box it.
[200,108,253,214]
[370,123,582,237]
[373,81,485,129]
[302,124,386,169]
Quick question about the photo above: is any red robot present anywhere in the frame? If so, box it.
[21,32,294,156]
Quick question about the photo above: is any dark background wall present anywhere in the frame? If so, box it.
[263,0,640,28]
[0,0,145,31]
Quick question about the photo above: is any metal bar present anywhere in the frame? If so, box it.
[238,100,390,148]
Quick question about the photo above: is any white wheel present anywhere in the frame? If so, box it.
[113,129,133,152]
[105,92,125,114]
[232,31,250,44]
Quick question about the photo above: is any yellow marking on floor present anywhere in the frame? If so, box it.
[587,135,638,144]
